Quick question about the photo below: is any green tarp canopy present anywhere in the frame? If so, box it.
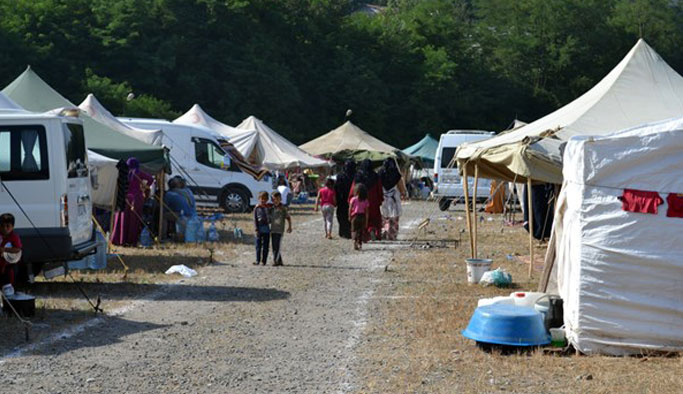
[2,67,168,172]
[402,134,438,167]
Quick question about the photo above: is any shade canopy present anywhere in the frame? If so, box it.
[2,67,168,172]
[79,94,164,146]
[0,92,23,112]
[300,120,397,158]
[551,118,683,355]
[402,134,438,166]
[455,39,683,184]
[173,104,259,159]
[235,115,329,170]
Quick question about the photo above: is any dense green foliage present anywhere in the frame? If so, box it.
[1,0,682,146]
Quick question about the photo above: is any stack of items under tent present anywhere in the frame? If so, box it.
[548,118,683,355]
[173,104,270,180]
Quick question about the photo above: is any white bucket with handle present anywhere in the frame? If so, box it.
[465,258,492,284]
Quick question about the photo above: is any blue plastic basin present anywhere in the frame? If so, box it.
[462,304,550,346]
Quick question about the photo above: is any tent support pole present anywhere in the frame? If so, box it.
[107,182,117,254]
[158,171,165,243]
[527,178,534,279]
[472,165,479,259]
[462,166,474,258]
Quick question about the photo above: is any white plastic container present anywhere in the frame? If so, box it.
[477,296,515,308]
[509,291,546,307]
[466,258,492,284]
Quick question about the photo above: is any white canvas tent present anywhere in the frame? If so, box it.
[235,115,329,170]
[79,94,164,146]
[456,39,683,184]
[551,118,683,355]
[300,120,397,156]
[173,104,259,159]
[0,92,24,111]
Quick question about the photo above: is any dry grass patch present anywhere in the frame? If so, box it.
[359,209,682,393]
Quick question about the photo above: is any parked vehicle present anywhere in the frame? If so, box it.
[121,118,273,213]
[433,130,495,211]
[0,110,97,272]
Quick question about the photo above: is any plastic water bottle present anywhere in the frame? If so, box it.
[185,216,200,243]
[140,227,152,247]
[195,217,206,242]
[207,221,219,242]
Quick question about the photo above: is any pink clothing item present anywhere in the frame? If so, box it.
[350,196,369,217]
[319,187,336,207]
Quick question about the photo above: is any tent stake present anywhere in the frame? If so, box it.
[462,166,474,258]
[527,178,534,279]
[472,165,479,259]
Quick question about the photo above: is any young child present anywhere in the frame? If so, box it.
[0,213,22,291]
[315,178,337,239]
[349,184,369,250]
[253,192,271,266]
[270,191,292,266]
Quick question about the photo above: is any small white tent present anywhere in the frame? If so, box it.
[173,104,259,159]
[552,118,683,355]
[235,116,329,170]
[79,94,164,146]
[456,39,683,183]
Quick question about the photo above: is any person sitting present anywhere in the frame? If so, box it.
[176,177,197,217]
[164,177,193,240]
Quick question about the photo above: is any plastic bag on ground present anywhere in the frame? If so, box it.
[165,264,197,278]
[479,267,512,287]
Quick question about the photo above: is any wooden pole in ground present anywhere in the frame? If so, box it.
[527,177,534,279]
[472,165,479,259]
[157,171,165,243]
[108,182,117,253]
[462,166,474,258]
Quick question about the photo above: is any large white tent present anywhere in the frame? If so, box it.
[551,118,683,355]
[235,116,329,170]
[0,92,23,111]
[300,120,397,157]
[173,104,259,160]
[456,39,683,183]
[79,94,164,146]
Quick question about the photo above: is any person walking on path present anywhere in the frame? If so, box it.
[253,192,271,266]
[350,159,383,241]
[349,184,369,250]
[277,177,292,207]
[378,158,407,240]
[111,157,155,246]
[315,178,337,239]
[269,191,292,266]
[334,160,356,239]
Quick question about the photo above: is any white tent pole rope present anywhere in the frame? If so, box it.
[527,178,534,279]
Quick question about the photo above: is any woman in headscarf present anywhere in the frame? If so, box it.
[334,160,356,239]
[350,159,383,240]
[111,157,155,246]
[378,158,407,240]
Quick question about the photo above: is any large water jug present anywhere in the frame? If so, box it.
[195,217,206,242]
[140,227,153,247]
[185,216,201,243]
[207,222,219,242]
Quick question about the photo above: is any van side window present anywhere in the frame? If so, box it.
[193,138,241,172]
[0,125,49,181]
[63,123,88,178]
[441,147,457,168]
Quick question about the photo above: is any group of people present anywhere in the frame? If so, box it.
[315,158,407,250]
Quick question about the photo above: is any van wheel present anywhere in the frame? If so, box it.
[222,188,249,213]
[438,199,452,211]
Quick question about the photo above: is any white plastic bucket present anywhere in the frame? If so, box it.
[466,258,492,284]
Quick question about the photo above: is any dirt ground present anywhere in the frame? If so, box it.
[0,201,680,393]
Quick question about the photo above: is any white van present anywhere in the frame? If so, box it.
[0,110,96,268]
[120,118,272,213]
[433,130,495,211]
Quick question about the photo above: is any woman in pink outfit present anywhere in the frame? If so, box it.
[111,157,155,246]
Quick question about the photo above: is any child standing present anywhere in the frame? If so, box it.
[349,184,369,250]
[0,213,22,291]
[315,178,337,239]
[253,192,271,266]
[270,191,292,266]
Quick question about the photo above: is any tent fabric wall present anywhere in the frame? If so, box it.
[553,119,683,355]
[2,67,168,172]
[236,116,329,170]
[300,120,397,157]
[456,39,683,183]
[88,150,118,208]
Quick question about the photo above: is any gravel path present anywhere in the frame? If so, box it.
[0,203,426,393]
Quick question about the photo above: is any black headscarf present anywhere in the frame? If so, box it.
[378,158,401,190]
[335,160,356,203]
[354,159,379,188]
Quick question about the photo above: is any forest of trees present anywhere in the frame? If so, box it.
[1,0,682,147]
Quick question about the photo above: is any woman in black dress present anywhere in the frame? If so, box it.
[334,160,356,239]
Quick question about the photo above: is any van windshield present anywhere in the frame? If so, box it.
[63,123,88,178]
[440,147,457,168]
